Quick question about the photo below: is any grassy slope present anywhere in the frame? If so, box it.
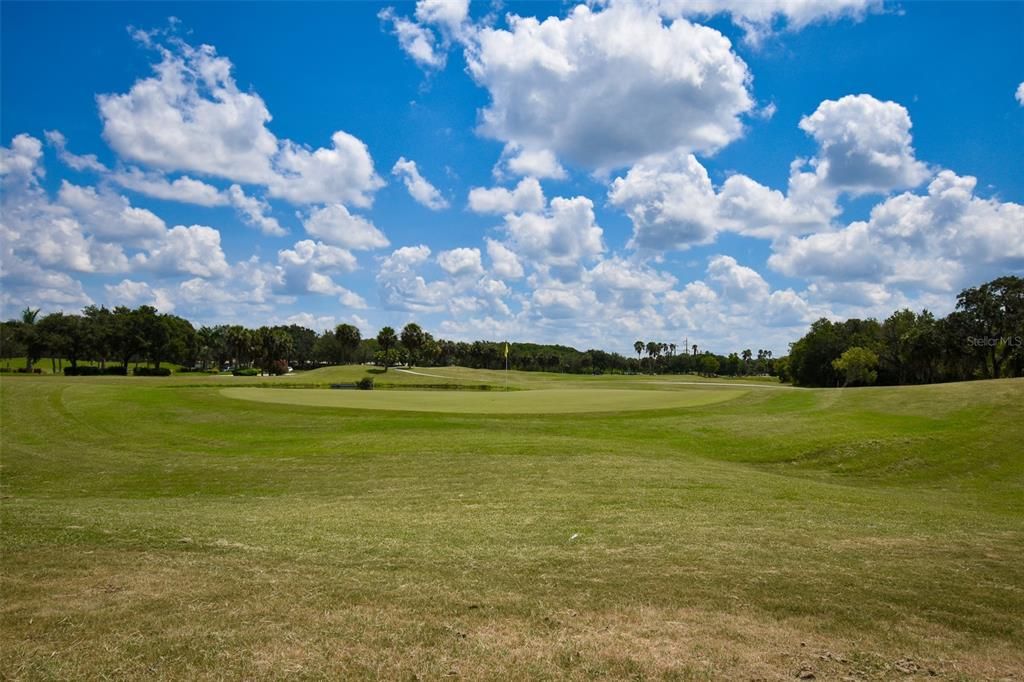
[1,371,1022,680]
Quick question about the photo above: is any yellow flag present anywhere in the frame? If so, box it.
[504,342,509,358]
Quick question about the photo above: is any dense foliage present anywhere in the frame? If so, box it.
[786,276,1024,386]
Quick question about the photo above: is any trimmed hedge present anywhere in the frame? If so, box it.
[232,368,260,376]
[133,367,172,376]
[64,366,102,376]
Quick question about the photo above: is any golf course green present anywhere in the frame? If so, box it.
[221,386,748,413]
[2,369,1022,679]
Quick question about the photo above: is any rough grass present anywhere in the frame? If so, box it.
[1,371,1022,679]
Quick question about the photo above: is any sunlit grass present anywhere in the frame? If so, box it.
[1,372,1022,678]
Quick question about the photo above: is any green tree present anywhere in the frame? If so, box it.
[700,354,719,377]
[633,340,643,371]
[374,347,400,372]
[17,307,42,371]
[335,324,362,363]
[376,326,398,353]
[832,346,879,387]
[955,276,1024,378]
[400,323,426,366]
[38,312,91,369]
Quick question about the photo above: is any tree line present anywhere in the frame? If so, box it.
[0,305,775,379]
[781,276,1023,387]
[2,275,1018,382]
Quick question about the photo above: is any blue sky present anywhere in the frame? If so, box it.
[2,0,1022,355]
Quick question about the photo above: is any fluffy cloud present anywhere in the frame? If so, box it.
[278,239,358,273]
[98,39,278,184]
[268,132,383,207]
[663,255,816,342]
[769,170,1024,292]
[501,196,605,278]
[56,181,167,244]
[609,152,720,250]
[495,145,567,180]
[610,152,836,249]
[706,254,770,303]
[797,94,931,195]
[138,225,231,278]
[377,243,514,315]
[610,94,931,251]
[376,245,452,312]
[380,0,470,69]
[98,35,383,207]
[44,130,108,173]
[654,0,879,45]
[226,184,285,236]
[0,249,92,312]
[466,3,753,171]
[112,167,227,207]
[274,240,365,307]
[391,157,449,210]
[2,137,127,274]
[381,8,446,69]
[302,203,389,250]
[1017,82,1024,106]
[468,177,545,214]
[437,247,484,277]
[485,238,525,280]
[0,133,44,178]
[105,278,176,311]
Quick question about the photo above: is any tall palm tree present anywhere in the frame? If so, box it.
[634,340,643,371]
[691,344,698,357]
[19,307,41,371]
[741,349,752,375]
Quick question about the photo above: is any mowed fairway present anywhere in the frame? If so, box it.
[222,386,747,413]
[2,371,1023,680]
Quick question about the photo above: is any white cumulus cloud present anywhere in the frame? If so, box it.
[466,3,753,171]
[392,157,449,210]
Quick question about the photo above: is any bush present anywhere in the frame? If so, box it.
[232,367,260,376]
[133,367,172,376]
[103,366,128,376]
[15,368,42,374]
[356,377,374,390]
[266,360,289,376]
[64,366,102,376]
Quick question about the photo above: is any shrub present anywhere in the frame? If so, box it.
[133,367,172,376]
[64,366,102,376]
[266,360,289,376]
[103,366,128,376]
[232,367,260,376]
[356,377,374,390]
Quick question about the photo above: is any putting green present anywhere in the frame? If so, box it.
[221,386,747,414]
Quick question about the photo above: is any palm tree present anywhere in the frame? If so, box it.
[634,340,643,372]
[19,307,41,371]
[646,341,659,371]
[691,344,698,357]
[741,349,752,375]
